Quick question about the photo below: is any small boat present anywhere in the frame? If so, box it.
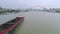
[0,16,24,34]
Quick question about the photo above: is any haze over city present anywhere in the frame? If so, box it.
[0,0,60,9]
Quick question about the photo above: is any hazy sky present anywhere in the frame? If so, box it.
[0,0,60,9]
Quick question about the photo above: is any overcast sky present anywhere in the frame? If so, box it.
[0,0,60,9]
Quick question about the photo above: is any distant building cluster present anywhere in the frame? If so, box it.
[0,7,8,12]
[0,6,60,13]
[0,6,21,13]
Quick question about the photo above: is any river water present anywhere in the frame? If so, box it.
[0,11,60,34]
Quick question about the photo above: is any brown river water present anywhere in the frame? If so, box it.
[0,11,60,34]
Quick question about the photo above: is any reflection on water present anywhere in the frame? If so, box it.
[0,11,60,34]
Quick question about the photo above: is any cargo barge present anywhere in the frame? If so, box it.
[0,16,24,34]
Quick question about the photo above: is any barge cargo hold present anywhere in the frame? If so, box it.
[0,16,24,34]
